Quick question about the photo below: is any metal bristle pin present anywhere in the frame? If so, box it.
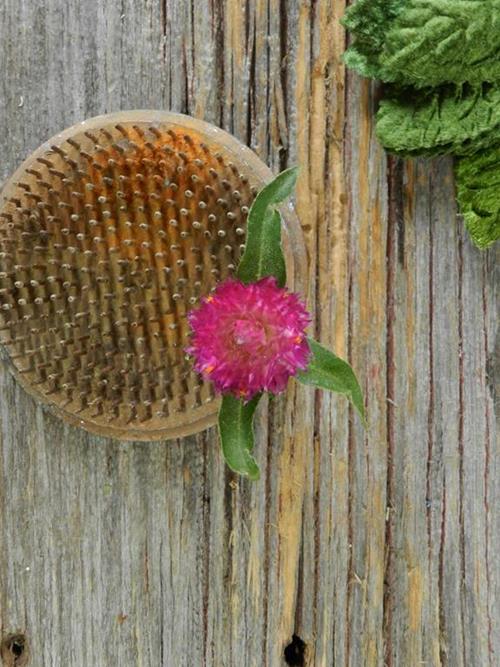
[0,112,302,440]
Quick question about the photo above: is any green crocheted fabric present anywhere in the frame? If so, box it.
[343,0,500,87]
[342,0,407,80]
[376,83,500,157]
[343,0,500,248]
[455,144,500,248]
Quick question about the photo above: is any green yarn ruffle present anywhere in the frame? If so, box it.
[456,143,500,248]
[376,83,500,157]
[343,0,500,248]
[343,0,500,87]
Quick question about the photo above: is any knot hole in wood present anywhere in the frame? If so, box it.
[0,634,29,667]
[283,633,306,666]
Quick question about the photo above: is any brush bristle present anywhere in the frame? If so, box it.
[0,117,259,438]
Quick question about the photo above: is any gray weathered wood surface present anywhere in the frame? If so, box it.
[0,1,497,665]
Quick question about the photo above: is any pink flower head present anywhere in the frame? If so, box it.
[187,277,311,400]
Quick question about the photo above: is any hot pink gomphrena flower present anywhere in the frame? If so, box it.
[187,277,311,400]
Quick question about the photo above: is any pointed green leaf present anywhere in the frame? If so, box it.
[246,166,299,224]
[218,394,262,480]
[237,166,299,286]
[297,338,366,423]
[237,209,286,287]
[455,144,500,249]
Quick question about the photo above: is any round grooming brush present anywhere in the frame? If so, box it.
[0,111,304,440]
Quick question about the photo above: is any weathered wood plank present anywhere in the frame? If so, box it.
[0,1,497,666]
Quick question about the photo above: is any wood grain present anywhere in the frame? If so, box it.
[0,1,497,665]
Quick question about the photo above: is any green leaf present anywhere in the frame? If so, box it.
[455,144,500,249]
[237,166,299,286]
[246,166,299,224]
[218,394,262,480]
[237,209,286,287]
[343,0,500,88]
[297,338,366,423]
[376,83,500,157]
